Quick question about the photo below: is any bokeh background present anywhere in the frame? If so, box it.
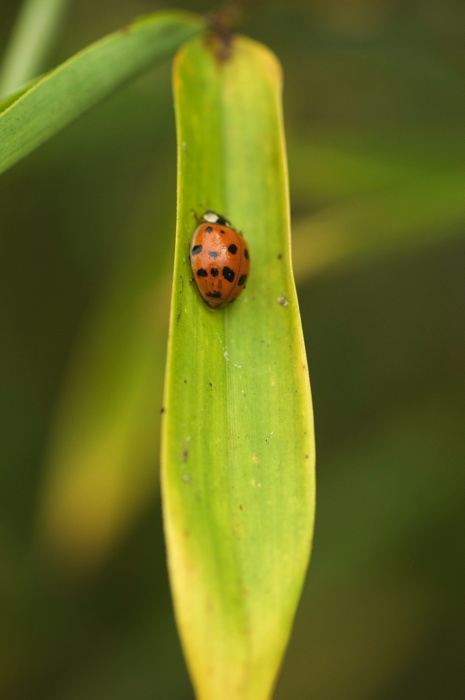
[1,1,465,698]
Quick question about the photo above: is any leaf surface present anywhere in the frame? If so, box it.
[161,35,315,700]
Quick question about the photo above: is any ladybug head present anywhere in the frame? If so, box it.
[203,211,231,227]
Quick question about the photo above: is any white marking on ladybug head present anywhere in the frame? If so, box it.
[203,211,232,227]
[203,211,220,223]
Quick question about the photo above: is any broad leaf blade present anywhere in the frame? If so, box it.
[0,11,204,174]
[162,36,315,700]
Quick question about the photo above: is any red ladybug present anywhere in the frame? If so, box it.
[190,211,250,309]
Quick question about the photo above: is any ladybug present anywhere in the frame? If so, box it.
[190,211,250,309]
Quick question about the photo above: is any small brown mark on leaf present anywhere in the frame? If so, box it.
[182,437,191,462]
[204,2,243,63]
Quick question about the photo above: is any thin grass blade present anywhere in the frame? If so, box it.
[0,0,71,99]
[0,11,204,174]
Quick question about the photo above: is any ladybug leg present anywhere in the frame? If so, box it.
[191,209,202,224]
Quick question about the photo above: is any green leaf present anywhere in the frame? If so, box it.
[0,10,205,174]
[0,80,36,114]
[161,36,315,700]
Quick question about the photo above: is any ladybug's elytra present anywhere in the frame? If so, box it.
[190,211,250,309]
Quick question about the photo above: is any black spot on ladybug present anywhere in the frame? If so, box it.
[192,245,202,255]
[238,274,247,286]
[220,229,226,234]
[205,226,213,233]
[208,251,218,258]
[228,244,237,254]
[206,291,222,298]
[223,266,235,282]
[244,249,249,259]
[197,269,208,277]
[211,268,219,277]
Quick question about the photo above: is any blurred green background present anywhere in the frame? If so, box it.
[1,1,465,698]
